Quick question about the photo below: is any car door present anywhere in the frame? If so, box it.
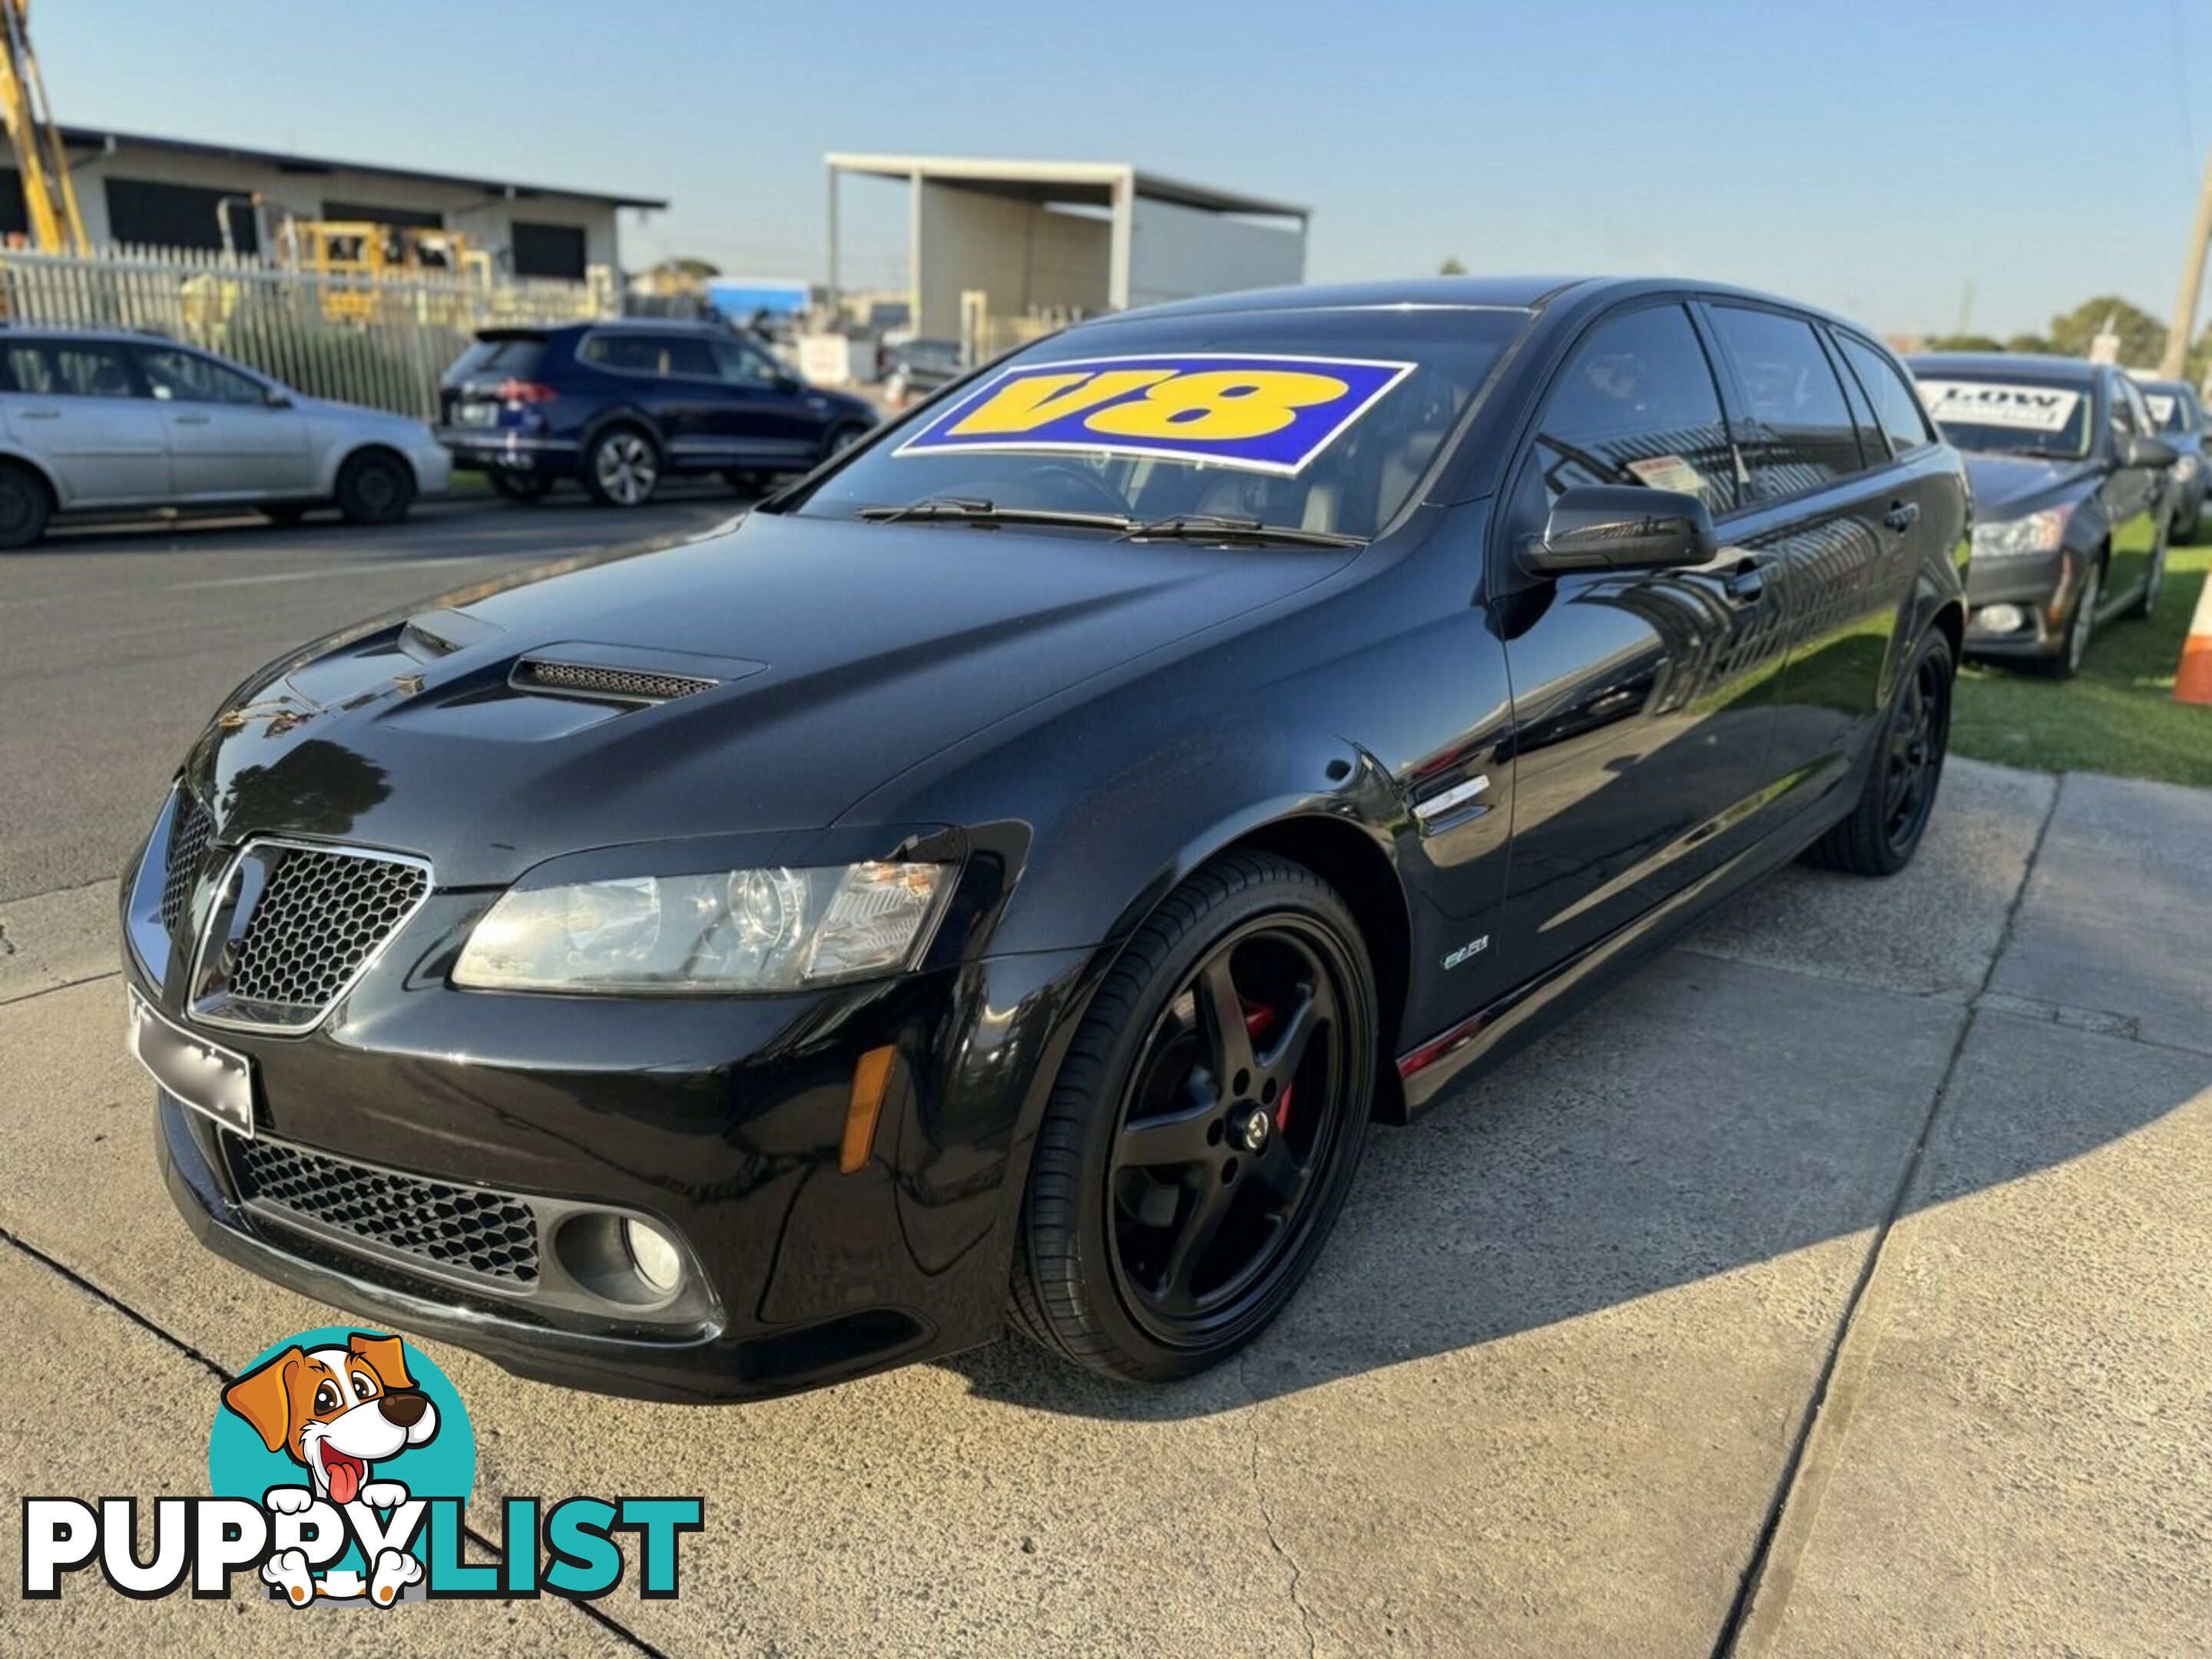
[1,338,170,504]
[134,345,313,498]
[708,336,821,468]
[1697,303,1916,818]
[1491,300,1790,982]
[2101,373,2162,608]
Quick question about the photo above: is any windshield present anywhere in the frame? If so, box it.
[1912,373,2093,460]
[798,306,1529,541]
[2140,386,2197,435]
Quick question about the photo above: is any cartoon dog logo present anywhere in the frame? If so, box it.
[221,1332,439,1607]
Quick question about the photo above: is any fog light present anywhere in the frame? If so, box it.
[624,1219,683,1293]
[1976,604,2026,634]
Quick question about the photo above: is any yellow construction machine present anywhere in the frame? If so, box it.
[0,0,88,253]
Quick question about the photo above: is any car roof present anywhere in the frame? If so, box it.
[1084,274,1889,339]
[1905,351,2104,386]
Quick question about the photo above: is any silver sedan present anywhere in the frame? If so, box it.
[0,329,450,548]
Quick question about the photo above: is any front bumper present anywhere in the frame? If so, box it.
[1962,545,2078,661]
[130,888,1093,1401]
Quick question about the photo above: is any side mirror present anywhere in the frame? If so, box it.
[1519,485,1717,576]
[2124,433,2178,469]
[263,388,293,409]
[772,371,802,396]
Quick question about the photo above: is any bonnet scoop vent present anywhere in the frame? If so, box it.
[512,659,719,705]
[504,641,768,707]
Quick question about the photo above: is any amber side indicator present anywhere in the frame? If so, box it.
[841,1045,899,1174]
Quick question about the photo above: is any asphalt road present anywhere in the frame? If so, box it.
[0,486,741,905]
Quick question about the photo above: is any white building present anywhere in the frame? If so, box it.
[824,154,1308,345]
[9,126,665,277]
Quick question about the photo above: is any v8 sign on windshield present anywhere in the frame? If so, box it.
[895,353,1416,475]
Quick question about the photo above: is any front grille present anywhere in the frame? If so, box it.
[231,1137,540,1286]
[161,801,214,933]
[227,849,429,1009]
[513,658,716,704]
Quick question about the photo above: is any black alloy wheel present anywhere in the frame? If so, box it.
[1882,640,1950,858]
[1011,853,1376,1380]
[1804,627,1954,877]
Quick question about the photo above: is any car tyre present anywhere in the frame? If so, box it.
[2174,493,2204,547]
[584,426,661,507]
[0,459,51,550]
[335,449,416,526]
[1009,851,1376,1382]
[1804,628,1954,876]
[2043,555,2101,680]
[2129,534,2168,620]
[487,470,553,504]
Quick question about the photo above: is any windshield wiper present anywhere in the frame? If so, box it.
[856,497,1135,532]
[1112,512,1363,548]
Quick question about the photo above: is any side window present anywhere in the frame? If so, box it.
[5,345,55,395]
[1526,303,1737,518]
[2108,376,2138,447]
[1838,336,1936,459]
[48,343,137,399]
[138,348,267,406]
[579,334,657,373]
[1707,306,1864,497]
[659,336,717,379]
[2118,377,2154,441]
[712,337,785,386]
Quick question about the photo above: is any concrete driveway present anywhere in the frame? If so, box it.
[5,646,2209,1649]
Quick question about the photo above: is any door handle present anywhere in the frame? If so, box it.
[1883,499,1920,532]
[173,413,212,426]
[1724,558,1770,602]
[16,408,58,419]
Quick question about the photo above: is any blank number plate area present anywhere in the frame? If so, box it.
[127,988,254,1137]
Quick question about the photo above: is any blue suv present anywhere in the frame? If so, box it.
[437,320,878,506]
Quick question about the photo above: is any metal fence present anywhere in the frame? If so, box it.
[0,247,617,422]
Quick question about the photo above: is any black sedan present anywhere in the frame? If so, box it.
[127,277,1968,1399]
[1908,353,2175,676]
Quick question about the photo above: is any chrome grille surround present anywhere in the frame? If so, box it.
[187,839,432,1035]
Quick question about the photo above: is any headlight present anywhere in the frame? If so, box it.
[452,862,951,993]
[1971,506,2071,561]
[2174,453,2201,482]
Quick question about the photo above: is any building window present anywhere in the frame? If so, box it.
[511,220,587,280]
[104,177,260,254]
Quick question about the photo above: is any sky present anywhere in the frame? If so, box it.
[36,0,2212,340]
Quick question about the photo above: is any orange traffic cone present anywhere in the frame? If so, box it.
[2178,566,2212,705]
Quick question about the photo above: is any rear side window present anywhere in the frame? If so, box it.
[1527,303,1737,518]
[1707,306,1864,498]
[6,342,137,399]
[1837,336,1935,459]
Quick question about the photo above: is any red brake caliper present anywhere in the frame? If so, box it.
[1240,1000,1293,1131]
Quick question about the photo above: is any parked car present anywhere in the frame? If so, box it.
[2129,371,2206,544]
[131,277,1966,1400]
[436,320,878,506]
[879,336,963,406]
[0,329,447,549]
[1909,353,2175,677]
